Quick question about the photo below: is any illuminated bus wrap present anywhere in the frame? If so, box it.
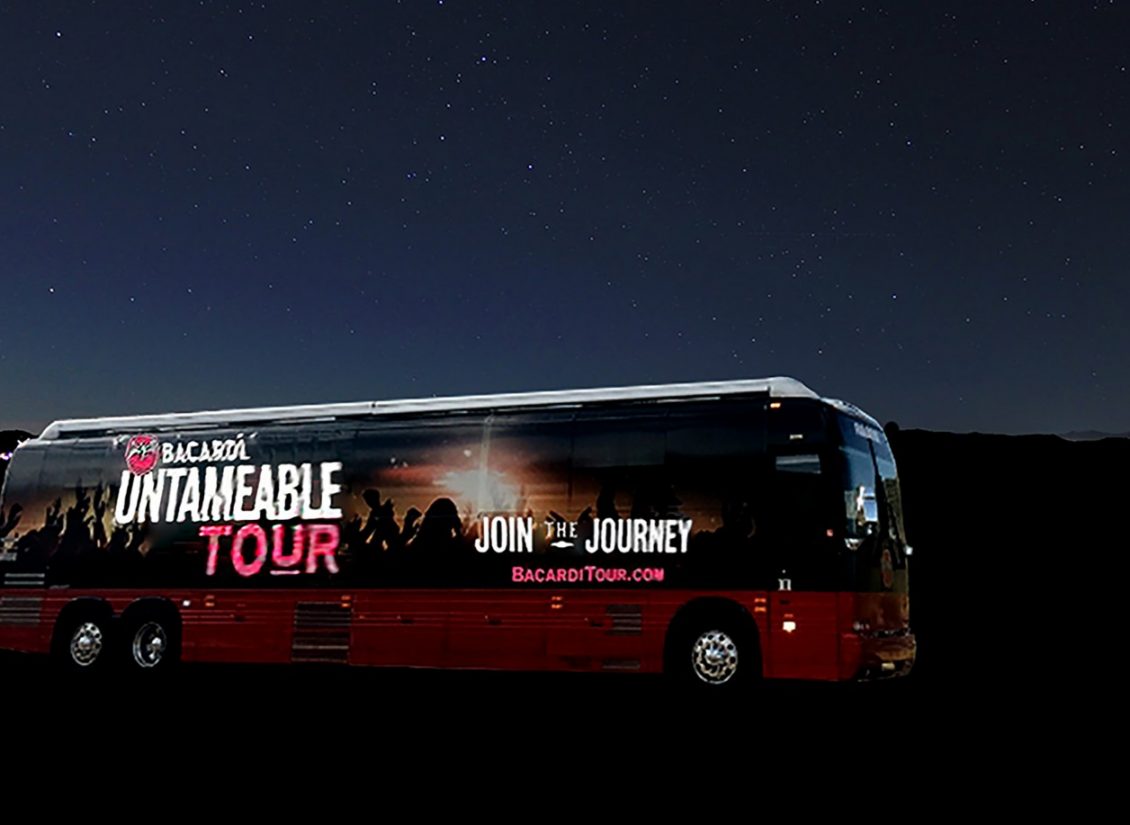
[0,378,915,684]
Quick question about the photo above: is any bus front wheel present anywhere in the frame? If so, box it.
[52,607,114,673]
[666,608,760,690]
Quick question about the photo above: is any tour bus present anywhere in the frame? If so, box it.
[0,378,915,686]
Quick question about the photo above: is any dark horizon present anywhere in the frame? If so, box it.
[2,3,1125,436]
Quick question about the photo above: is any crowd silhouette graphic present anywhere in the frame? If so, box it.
[2,482,149,582]
[0,453,819,588]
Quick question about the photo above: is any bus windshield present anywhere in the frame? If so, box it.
[836,415,908,590]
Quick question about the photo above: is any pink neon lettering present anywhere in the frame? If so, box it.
[232,524,268,577]
[306,524,340,574]
[200,525,233,576]
[509,565,665,585]
[272,524,304,568]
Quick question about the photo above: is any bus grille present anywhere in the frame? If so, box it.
[3,572,45,588]
[292,602,352,664]
[0,596,42,626]
[605,604,642,636]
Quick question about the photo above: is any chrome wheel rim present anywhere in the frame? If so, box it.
[691,629,738,685]
[69,621,104,667]
[132,621,167,668]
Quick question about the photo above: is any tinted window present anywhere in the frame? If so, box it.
[570,409,667,520]
[343,417,485,583]
[481,411,574,551]
[665,403,770,585]
[768,399,830,448]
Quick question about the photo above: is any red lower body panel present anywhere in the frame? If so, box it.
[0,587,914,680]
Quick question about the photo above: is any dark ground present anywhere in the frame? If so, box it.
[0,428,1120,770]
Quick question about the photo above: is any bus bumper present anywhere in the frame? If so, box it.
[842,632,916,681]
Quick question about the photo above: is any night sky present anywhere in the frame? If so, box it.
[1,2,1126,435]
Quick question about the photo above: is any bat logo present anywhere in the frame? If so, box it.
[125,434,160,476]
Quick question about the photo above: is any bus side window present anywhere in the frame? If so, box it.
[570,410,668,523]
[767,399,829,448]
[0,445,48,561]
[482,411,574,554]
[42,439,115,585]
[665,403,770,586]
[345,416,487,583]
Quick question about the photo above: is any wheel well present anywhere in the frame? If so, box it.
[51,598,114,653]
[120,598,182,634]
[664,597,761,674]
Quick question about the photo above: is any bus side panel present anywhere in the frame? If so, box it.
[545,590,667,673]
[178,590,296,664]
[445,589,551,670]
[351,589,447,668]
[545,590,771,674]
[765,590,840,680]
[0,590,52,653]
[1,588,299,664]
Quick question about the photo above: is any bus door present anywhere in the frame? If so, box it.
[764,403,840,680]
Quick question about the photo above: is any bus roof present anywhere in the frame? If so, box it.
[36,376,859,440]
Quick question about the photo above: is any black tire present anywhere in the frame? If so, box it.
[52,609,114,674]
[667,613,760,690]
[120,609,181,674]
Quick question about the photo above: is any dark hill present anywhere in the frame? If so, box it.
[886,428,1129,687]
[0,430,35,487]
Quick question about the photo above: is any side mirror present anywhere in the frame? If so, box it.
[854,485,879,533]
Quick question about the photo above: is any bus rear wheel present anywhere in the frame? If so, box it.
[121,608,181,673]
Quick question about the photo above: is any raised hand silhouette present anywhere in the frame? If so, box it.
[0,503,22,537]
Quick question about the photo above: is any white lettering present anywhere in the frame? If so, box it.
[202,466,235,521]
[233,465,256,520]
[583,525,599,554]
[115,458,351,526]
[583,518,695,555]
[252,464,277,520]
[318,461,342,519]
[475,518,490,553]
[139,471,165,523]
[515,515,533,553]
[664,519,679,553]
[114,470,138,523]
[475,516,535,553]
[633,519,648,553]
[599,519,616,553]
[299,463,316,518]
[276,464,300,519]
[163,468,187,521]
[177,469,201,522]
